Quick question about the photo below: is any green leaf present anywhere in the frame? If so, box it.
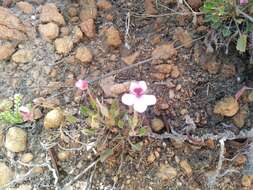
[88,96,97,110]
[96,100,109,118]
[100,148,114,162]
[81,128,97,135]
[117,119,124,128]
[80,106,91,117]
[137,127,148,137]
[236,34,247,52]
[109,101,120,118]
[222,27,231,37]
[66,115,77,124]
[130,142,143,152]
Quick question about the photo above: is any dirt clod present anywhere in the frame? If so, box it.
[151,118,165,132]
[234,155,247,166]
[122,51,140,65]
[187,0,202,10]
[80,19,96,38]
[241,175,253,187]
[11,49,33,63]
[16,1,33,14]
[154,64,172,74]
[44,109,64,129]
[54,36,73,54]
[152,44,177,60]
[233,105,248,128]
[221,64,236,78]
[104,26,122,47]
[72,26,83,43]
[40,3,65,26]
[21,153,34,163]
[39,22,59,41]
[171,65,180,78]
[214,97,239,117]
[75,47,93,63]
[79,0,97,21]
[57,151,71,161]
[68,7,78,17]
[5,127,27,152]
[0,43,15,61]
[144,0,157,15]
[0,162,13,188]
[97,0,112,10]
[147,152,156,163]
[157,164,177,181]
[174,27,193,48]
[179,160,192,176]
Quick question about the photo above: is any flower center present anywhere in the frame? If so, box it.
[133,87,143,97]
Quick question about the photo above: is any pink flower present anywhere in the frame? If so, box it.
[240,0,248,4]
[19,106,33,122]
[75,79,88,90]
[121,81,156,113]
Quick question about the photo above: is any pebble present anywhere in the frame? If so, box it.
[75,47,93,63]
[171,65,180,78]
[57,151,71,161]
[79,0,97,21]
[154,64,172,74]
[40,3,65,26]
[241,175,253,187]
[0,43,15,61]
[16,1,33,14]
[54,36,73,54]
[97,0,112,9]
[122,51,140,65]
[156,164,177,181]
[214,96,239,117]
[5,127,27,152]
[60,26,70,36]
[39,22,59,41]
[233,105,248,128]
[152,44,177,60]
[174,27,192,48]
[32,167,44,174]
[72,26,83,43]
[221,64,236,78]
[147,152,156,163]
[105,26,122,47]
[12,49,33,63]
[44,109,64,129]
[21,153,34,163]
[80,19,96,38]
[234,155,247,166]
[0,162,13,188]
[179,160,193,176]
[151,118,165,132]
[203,56,220,74]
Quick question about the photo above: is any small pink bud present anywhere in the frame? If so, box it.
[75,79,89,91]
[19,106,33,122]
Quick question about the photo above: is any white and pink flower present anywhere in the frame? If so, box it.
[75,79,89,91]
[240,0,248,4]
[19,106,33,122]
[121,81,156,113]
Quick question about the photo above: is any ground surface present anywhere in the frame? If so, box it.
[0,0,253,190]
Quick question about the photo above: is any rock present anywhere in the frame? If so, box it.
[174,27,192,48]
[0,162,13,188]
[105,26,122,47]
[241,175,253,187]
[0,25,26,41]
[16,1,33,14]
[171,65,180,78]
[233,105,248,128]
[179,160,192,176]
[44,109,64,129]
[152,44,177,60]
[80,19,96,38]
[122,51,140,65]
[40,3,65,26]
[214,97,239,117]
[97,0,112,10]
[157,164,177,181]
[147,152,156,163]
[12,49,33,63]
[154,64,172,74]
[5,127,27,152]
[187,0,202,10]
[151,73,166,80]
[39,22,59,41]
[60,26,70,36]
[21,153,33,163]
[79,0,97,21]
[75,47,93,63]
[221,64,236,78]
[151,118,164,132]
[32,167,44,174]
[234,155,247,166]
[57,151,71,161]
[54,36,73,54]
[203,55,221,74]
[144,0,157,15]
[0,43,15,61]
[72,26,83,43]
[68,7,78,17]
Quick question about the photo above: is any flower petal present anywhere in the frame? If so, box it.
[121,93,137,106]
[130,81,147,94]
[19,106,30,113]
[75,80,88,90]
[139,95,157,106]
[133,101,147,113]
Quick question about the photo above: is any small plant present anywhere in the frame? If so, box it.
[202,0,253,52]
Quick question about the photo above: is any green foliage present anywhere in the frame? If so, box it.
[0,94,23,124]
[202,0,253,52]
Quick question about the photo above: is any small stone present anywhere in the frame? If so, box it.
[97,0,112,10]
[0,162,13,188]
[0,43,15,61]
[179,160,192,176]
[39,22,59,41]
[151,73,166,80]
[40,3,65,26]
[221,64,236,78]
[68,7,78,17]
[80,19,96,38]
[144,0,157,15]
[16,1,33,14]
[174,27,192,48]
[234,155,247,166]
[32,167,44,174]
[151,118,164,132]
[5,127,27,152]
[154,64,172,74]
[79,0,97,21]
[75,47,93,63]
[171,65,180,78]
[72,26,83,43]
[60,26,70,36]
[12,49,33,63]
[54,36,73,54]
[203,56,220,74]
[214,97,239,117]
[58,151,71,161]
[44,109,64,129]
[122,51,140,65]
[157,164,177,181]
[241,175,253,187]
[21,153,34,163]
[105,26,122,47]
[147,152,156,163]
[152,44,177,60]
[233,105,248,128]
